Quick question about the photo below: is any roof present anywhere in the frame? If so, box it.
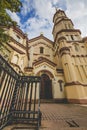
[28,34,54,44]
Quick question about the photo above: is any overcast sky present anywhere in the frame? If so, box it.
[7,0,87,41]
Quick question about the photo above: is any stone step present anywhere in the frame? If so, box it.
[40,99,67,103]
[2,124,38,130]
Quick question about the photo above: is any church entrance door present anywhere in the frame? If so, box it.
[40,74,52,99]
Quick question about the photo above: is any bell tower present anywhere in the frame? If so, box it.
[53,9,87,104]
[52,9,82,42]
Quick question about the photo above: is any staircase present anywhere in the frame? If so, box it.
[0,55,41,130]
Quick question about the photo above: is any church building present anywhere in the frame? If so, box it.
[0,9,87,104]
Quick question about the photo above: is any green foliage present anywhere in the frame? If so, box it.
[0,29,9,44]
[0,0,22,43]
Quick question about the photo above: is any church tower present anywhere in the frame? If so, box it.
[53,9,87,104]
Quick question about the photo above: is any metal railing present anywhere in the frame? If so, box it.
[0,55,41,130]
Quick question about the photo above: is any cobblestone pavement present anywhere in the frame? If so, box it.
[2,103,87,130]
[40,103,87,130]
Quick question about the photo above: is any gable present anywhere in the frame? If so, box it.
[28,35,53,48]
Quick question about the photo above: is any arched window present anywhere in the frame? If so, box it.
[12,55,19,64]
[74,44,79,51]
[16,35,20,42]
[74,35,78,40]
[40,47,44,54]
[71,35,74,40]
[20,58,24,68]
[58,80,63,91]
[66,35,69,40]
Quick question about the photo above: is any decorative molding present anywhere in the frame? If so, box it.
[33,53,50,57]
[36,69,54,78]
[24,67,33,72]
[33,57,57,67]
[45,54,50,57]
[68,99,87,104]
[58,36,67,43]
[61,52,70,57]
[33,53,39,55]
[53,18,73,33]
[54,29,81,43]
[10,37,26,50]
[59,47,70,57]
[32,42,53,48]
[0,26,27,39]
[67,40,83,43]
[7,43,25,54]
[72,55,87,57]
[13,26,27,39]
[65,81,87,87]
[59,47,70,54]
[56,69,64,73]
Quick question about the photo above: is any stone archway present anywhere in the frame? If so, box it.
[40,74,53,99]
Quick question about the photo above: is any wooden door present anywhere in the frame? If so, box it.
[40,74,52,99]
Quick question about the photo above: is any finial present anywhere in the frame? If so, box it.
[40,32,44,35]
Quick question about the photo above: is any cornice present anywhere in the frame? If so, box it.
[65,81,87,87]
[52,18,73,33]
[7,43,25,54]
[54,29,81,43]
[10,37,26,50]
[72,55,87,57]
[67,40,83,43]
[0,25,27,39]
[12,26,27,39]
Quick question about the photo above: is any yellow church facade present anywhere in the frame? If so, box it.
[0,9,87,104]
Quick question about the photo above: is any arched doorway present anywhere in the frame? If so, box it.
[40,74,52,99]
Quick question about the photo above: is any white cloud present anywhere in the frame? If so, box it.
[66,0,87,37]
[22,17,53,40]
[34,0,55,20]
[22,0,87,40]
[21,0,31,16]
[6,10,21,25]
[21,0,57,40]
[52,0,59,5]
[7,0,87,40]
